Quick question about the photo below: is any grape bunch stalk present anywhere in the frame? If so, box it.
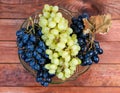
[16,17,55,87]
[71,13,103,66]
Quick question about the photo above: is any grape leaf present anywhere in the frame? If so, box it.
[83,14,111,34]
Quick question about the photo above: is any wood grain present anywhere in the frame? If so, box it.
[0,87,120,93]
[0,64,120,87]
[0,19,120,41]
[0,0,120,92]
[0,0,120,19]
[0,41,119,63]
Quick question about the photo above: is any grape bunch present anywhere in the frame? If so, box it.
[71,13,103,66]
[16,23,54,86]
[39,4,81,80]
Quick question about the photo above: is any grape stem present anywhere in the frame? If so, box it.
[29,17,35,34]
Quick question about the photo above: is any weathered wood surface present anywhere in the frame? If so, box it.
[0,64,120,87]
[0,0,120,93]
[0,0,120,19]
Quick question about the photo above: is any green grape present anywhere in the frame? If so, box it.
[64,73,71,78]
[54,16,61,23]
[48,21,56,28]
[43,11,50,18]
[49,69,56,74]
[44,4,51,12]
[52,6,59,12]
[51,29,59,35]
[39,17,48,26]
[56,72,64,80]
[52,58,59,65]
[46,49,53,55]
[49,64,57,70]
[52,52,59,58]
[50,12,56,18]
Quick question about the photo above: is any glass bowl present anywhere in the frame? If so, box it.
[18,7,90,84]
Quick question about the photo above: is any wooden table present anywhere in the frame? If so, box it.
[0,0,120,93]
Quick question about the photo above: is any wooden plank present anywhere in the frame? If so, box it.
[0,64,120,86]
[0,19,120,41]
[0,0,119,19]
[0,87,120,93]
[0,19,24,41]
[0,41,119,63]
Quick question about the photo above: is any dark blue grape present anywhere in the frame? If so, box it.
[23,34,29,42]
[70,24,77,31]
[18,49,23,54]
[77,22,84,29]
[46,78,52,83]
[36,47,42,54]
[40,81,44,86]
[18,42,23,48]
[84,53,90,58]
[38,58,45,64]
[37,71,43,77]
[97,48,103,54]
[30,34,36,42]
[71,17,78,24]
[26,51,32,58]
[94,41,100,49]
[36,77,42,82]
[26,44,34,51]
[25,58,31,63]
[17,37,21,42]
[16,30,24,36]
[39,41,45,48]
[92,55,99,63]
[78,15,82,21]
[81,60,87,66]
[29,59,35,67]
[35,54,41,60]
[86,58,93,65]
[43,82,49,87]
[93,50,98,55]
[21,54,26,60]
[34,63,40,70]
[33,51,37,57]
[44,54,49,59]
[78,38,85,45]
[37,30,42,36]
[81,13,89,19]
[43,73,48,78]
[88,50,94,57]
[78,55,84,60]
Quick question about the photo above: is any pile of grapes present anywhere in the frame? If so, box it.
[16,4,105,87]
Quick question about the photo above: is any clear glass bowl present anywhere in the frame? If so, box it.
[18,7,90,84]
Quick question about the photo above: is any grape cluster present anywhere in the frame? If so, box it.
[16,24,54,86]
[39,4,81,80]
[71,13,103,66]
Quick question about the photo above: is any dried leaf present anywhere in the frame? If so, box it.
[83,19,94,30]
[83,14,111,34]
